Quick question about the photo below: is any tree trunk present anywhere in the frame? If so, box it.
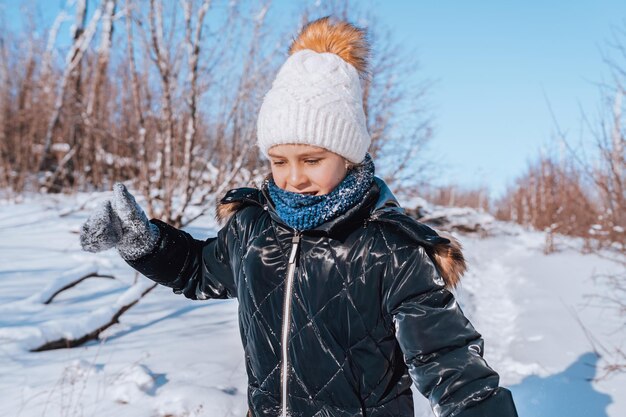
[39,0,101,192]
[85,0,117,187]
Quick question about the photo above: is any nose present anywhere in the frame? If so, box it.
[288,165,309,189]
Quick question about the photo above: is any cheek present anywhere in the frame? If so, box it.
[270,166,287,189]
[314,164,346,192]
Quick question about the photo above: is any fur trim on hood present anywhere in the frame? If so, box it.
[426,231,465,289]
[216,199,243,226]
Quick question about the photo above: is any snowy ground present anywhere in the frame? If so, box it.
[0,190,624,417]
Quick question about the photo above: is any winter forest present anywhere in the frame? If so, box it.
[0,0,624,416]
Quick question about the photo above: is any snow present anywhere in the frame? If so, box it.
[0,192,624,417]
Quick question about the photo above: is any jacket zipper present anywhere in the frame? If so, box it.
[280,231,301,417]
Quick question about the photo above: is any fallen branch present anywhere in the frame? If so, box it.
[27,263,100,304]
[31,280,157,352]
[43,272,115,304]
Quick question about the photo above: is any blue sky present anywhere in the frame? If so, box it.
[2,1,625,198]
[373,1,626,196]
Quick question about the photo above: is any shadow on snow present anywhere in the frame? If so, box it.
[509,352,612,417]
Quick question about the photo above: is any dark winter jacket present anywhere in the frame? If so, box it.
[126,178,518,417]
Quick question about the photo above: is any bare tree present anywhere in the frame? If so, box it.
[125,0,153,214]
[83,0,117,187]
[147,0,177,218]
[39,0,102,192]
[0,13,48,193]
[0,27,9,189]
[495,154,599,249]
[593,85,625,245]
[171,0,211,225]
[125,0,275,226]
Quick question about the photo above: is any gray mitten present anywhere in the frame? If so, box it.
[80,183,160,260]
[111,183,160,260]
[80,200,124,253]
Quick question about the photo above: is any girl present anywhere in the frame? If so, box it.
[81,17,518,417]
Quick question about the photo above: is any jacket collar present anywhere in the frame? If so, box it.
[372,177,402,212]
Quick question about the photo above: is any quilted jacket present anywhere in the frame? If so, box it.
[126,178,518,417]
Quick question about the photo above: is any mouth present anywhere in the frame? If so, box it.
[299,191,318,196]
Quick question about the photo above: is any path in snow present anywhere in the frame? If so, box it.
[456,226,625,417]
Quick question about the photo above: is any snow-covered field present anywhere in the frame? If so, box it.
[0,190,624,417]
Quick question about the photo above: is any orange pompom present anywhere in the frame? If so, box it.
[289,16,369,77]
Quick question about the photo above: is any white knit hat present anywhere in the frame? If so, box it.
[256,18,371,164]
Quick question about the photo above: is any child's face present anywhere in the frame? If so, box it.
[268,144,348,195]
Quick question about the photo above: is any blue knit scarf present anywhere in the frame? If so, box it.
[267,154,375,231]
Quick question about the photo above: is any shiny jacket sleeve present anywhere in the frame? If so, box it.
[383,245,518,417]
[124,218,238,300]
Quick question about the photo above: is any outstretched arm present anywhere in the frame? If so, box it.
[125,218,238,300]
[80,183,237,299]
